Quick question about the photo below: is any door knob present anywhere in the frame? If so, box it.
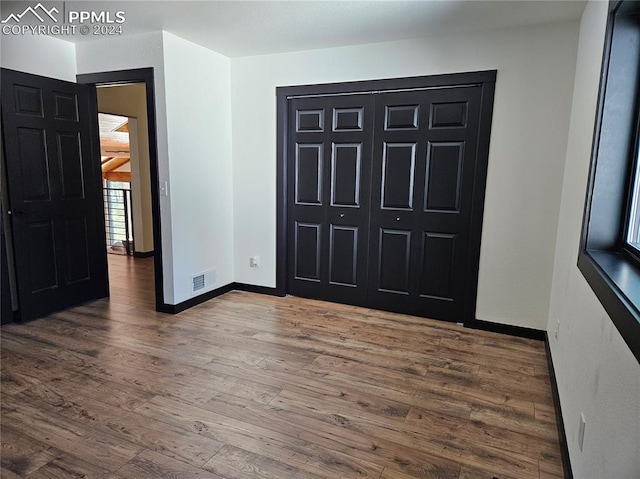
[395,217,400,221]
[340,213,345,218]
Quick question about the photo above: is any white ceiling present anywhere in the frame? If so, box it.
[2,1,587,57]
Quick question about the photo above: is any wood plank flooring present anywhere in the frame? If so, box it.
[1,255,563,479]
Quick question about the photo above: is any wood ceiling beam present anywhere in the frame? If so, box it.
[102,157,130,173]
[103,171,131,183]
[100,136,130,158]
[101,149,130,159]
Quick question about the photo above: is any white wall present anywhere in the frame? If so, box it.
[231,21,579,329]
[75,31,177,303]
[77,31,235,305]
[161,32,234,303]
[0,34,76,81]
[548,2,640,477]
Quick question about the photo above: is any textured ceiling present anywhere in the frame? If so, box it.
[1,1,587,57]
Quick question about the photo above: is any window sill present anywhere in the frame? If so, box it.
[578,250,640,363]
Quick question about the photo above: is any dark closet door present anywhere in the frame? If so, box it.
[1,68,108,321]
[287,95,375,305]
[367,86,482,321]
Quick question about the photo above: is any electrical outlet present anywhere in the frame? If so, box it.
[578,413,586,451]
[555,319,560,340]
[249,256,260,268]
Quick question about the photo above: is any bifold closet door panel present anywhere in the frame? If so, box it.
[287,95,375,305]
[367,86,483,321]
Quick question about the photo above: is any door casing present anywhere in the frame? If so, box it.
[77,68,167,312]
[276,71,497,325]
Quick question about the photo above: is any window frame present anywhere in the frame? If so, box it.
[578,0,640,364]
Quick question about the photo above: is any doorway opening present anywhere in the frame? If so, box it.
[94,84,154,306]
[99,112,134,256]
[78,68,165,312]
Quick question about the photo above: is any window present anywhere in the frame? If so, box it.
[625,138,640,257]
[578,0,640,364]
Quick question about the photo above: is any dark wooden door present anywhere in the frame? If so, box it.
[1,68,108,321]
[367,86,482,321]
[287,95,375,305]
[1,206,13,324]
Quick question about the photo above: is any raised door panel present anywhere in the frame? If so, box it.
[64,218,91,284]
[333,108,363,131]
[17,128,51,202]
[57,132,86,200]
[14,84,44,117]
[26,221,58,293]
[381,143,416,210]
[329,225,358,286]
[429,101,468,129]
[377,229,411,294]
[384,105,420,130]
[53,91,79,121]
[294,222,322,282]
[424,142,464,212]
[331,143,361,207]
[295,144,323,205]
[420,232,456,300]
[296,109,324,132]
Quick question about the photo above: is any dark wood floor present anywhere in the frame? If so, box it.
[1,255,563,479]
